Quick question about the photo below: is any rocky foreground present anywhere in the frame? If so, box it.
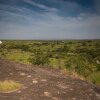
[0,59,100,100]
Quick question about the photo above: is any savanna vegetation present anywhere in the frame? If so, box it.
[0,40,100,85]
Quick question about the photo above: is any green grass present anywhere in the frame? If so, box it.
[0,80,22,92]
[87,72,100,85]
[49,58,65,69]
[0,49,32,64]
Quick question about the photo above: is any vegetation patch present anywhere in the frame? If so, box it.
[0,40,100,85]
[0,80,23,93]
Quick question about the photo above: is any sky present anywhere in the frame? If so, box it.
[0,0,100,40]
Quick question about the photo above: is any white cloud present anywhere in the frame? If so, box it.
[22,0,58,13]
[0,11,100,39]
[0,2,100,39]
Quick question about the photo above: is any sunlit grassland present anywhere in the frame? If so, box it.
[0,49,32,64]
[49,58,65,69]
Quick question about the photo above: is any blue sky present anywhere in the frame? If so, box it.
[0,0,100,39]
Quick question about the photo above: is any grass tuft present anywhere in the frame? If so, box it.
[0,80,22,92]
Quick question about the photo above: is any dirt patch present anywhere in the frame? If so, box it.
[0,58,100,100]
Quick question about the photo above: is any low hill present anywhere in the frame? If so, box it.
[0,59,100,100]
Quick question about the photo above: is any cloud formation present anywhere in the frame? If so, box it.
[22,0,58,12]
[0,0,100,39]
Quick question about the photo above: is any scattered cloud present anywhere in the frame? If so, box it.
[0,0,100,39]
[22,0,59,13]
[0,11,100,39]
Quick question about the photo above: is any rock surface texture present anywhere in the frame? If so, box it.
[0,59,100,100]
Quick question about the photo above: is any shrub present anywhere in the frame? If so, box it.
[65,55,97,78]
[28,51,49,66]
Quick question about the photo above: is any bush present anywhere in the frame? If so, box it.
[28,51,49,66]
[65,55,97,78]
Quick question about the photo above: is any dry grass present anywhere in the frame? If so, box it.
[0,80,22,93]
[61,69,84,80]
